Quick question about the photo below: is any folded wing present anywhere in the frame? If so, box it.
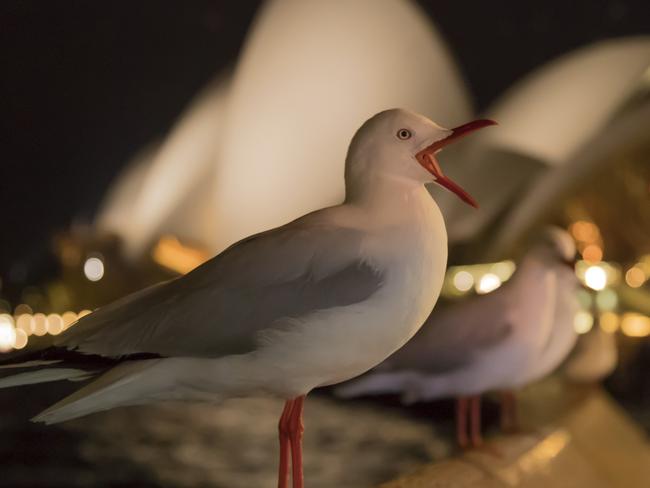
[55,213,384,359]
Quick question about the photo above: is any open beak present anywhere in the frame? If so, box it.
[415,119,497,208]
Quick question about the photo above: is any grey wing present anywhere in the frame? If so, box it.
[386,286,514,374]
[57,214,384,358]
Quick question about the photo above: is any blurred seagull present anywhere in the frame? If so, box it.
[337,228,578,448]
[0,109,494,488]
[499,228,579,432]
[563,324,617,384]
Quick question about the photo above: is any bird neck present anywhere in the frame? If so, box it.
[344,172,429,218]
[510,252,552,287]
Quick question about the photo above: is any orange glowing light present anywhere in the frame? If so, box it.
[621,313,650,338]
[152,235,210,275]
[599,312,619,333]
[14,329,28,349]
[47,314,64,335]
[570,221,599,243]
[62,311,78,329]
[582,244,603,263]
[32,313,48,336]
[625,266,646,288]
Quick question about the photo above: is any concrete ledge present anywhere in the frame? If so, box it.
[381,385,650,488]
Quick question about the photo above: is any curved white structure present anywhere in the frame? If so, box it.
[97,76,231,258]
[98,0,471,257]
[480,37,650,165]
[212,0,471,251]
[439,36,650,247]
[96,3,649,263]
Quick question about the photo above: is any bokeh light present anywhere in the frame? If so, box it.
[490,260,516,281]
[32,313,48,336]
[47,314,64,335]
[621,313,650,338]
[600,312,620,333]
[570,220,600,242]
[584,265,607,291]
[13,328,28,349]
[574,310,594,334]
[625,266,646,288]
[83,256,105,282]
[595,289,618,311]
[476,273,502,294]
[0,319,17,352]
[62,311,78,329]
[582,244,603,263]
[452,271,474,292]
[14,304,33,315]
[16,313,34,336]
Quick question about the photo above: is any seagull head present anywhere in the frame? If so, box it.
[345,108,496,207]
[538,226,577,267]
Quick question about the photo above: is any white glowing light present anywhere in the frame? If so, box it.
[0,321,16,352]
[584,265,607,291]
[453,271,474,292]
[476,273,502,294]
[84,257,105,282]
[574,311,594,334]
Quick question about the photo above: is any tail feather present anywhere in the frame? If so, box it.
[0,346,160,389]
[32,359,164,425]
[0,368,92,389]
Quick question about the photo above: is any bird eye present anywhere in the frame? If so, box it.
[396,128,412,140]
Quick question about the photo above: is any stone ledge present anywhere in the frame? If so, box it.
[381,386,650,488]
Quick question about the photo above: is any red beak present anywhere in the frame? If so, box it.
[415,119,497,209]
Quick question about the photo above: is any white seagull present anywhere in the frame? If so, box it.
[337,228,578,448]
[0,109,494,488]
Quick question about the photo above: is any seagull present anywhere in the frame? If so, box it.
[499,227,579,432]
[337,227,578,448]
[563,324,618,384]
[0,109,494,488]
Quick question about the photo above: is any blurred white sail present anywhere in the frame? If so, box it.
[97,0,471,258]
[438,36,650,248]
[480,37,650,165]
[211,0,472,251]
[97,2,649,263]
[97,143,159,244]
[96,76,230,258]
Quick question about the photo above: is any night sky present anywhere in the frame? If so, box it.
[1,0,648,283]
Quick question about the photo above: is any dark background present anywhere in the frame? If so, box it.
[1,0,649,283]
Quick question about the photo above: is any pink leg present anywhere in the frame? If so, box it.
[456,396,469,449]
[278,399,295,488]
[500,390,518,433]
[469,395,483,447]
[288,396,305,488]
